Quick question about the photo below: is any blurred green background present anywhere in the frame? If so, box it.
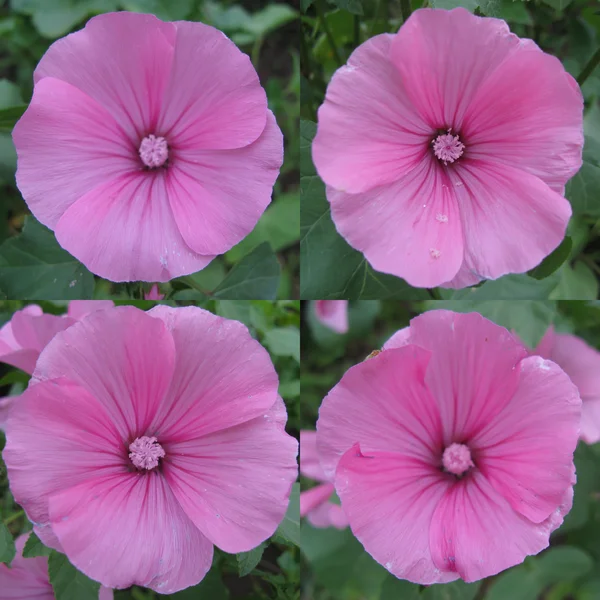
[300,0,600,300]
[0,0,300,300]
[0,299,300,599]
[301,300,600,600]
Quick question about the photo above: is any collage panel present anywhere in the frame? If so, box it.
[300,299,600,600]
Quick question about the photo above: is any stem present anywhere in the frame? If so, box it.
[400,0,412,21]
[316,1,342,67]
[577,46,600,87]
[4,510,24,525]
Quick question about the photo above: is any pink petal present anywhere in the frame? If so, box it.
[454,160,572,281]
[10,310,75,358]
[164,397,298,553]
[34,12,176,140]
[307,502,348,530]
[391,310,526,446]
[147,306,280,439]
[167,111,282,255]
[336,444,456,584]
[0,395,15,430]
[313,301,348,334]
[390,8,522,132]
[67,300,115,320]
[32,306,176,440]
[300,430,327,482]
[3,379,124,532]
[144,285,164,301]
[54,172,214,282]
[312,33,430,194]
[49,473,213,593]
[464,40,583,193]
[329,158,464,288]
[300,483,334,517]
[317,345,443,481]
[473,355,581,523]
[0,305,41,373]
[158,21,267,150]
[13,77,138,230]
[382,325,411,350]
[429,471,572,582]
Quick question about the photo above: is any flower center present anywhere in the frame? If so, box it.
[139,134,169,168]
[432,130,465,165]
[442,443,474,476]
[129,436,165,470]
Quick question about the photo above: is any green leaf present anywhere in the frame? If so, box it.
[528,236,572,280]
[327,0,363,15]
[566,160,600,216]
[168,563,229,599]
[550,262,599,300]
[300,120,317,177]
[536,547,593,584]
[0,217,94,299]
[487,566,545,600]
[236,543,267,577]
[121,0,194,20]
[301,0,315,11]
[242,4,297,37]
[0,370,30,387]
[264,327,300,362]
[49,551,100,600]
[0,521,15,564]
[440,273,560,300]
[429,0,479,11]
[216,300,253,327]
[22,531,52,558]
[421,580,481,600]
[540,0,574,11]
[0,104,26,132]
[276,482,300,546]
[213,243,280,300]
[498,0,533,25]
[379,577,420,600]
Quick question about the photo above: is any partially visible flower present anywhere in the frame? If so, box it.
[312,8,583,289]
[300,430,348,529]
[533,326,600,445]
[314,301,349,334]
[4,305,298,593]
[0,533,113,600]
[145,284,165,301]
[13,12,283,283]
[317,310,580,583]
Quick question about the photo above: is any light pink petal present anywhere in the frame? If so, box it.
[34,12,176,141]
[313,33,430,194]
[300,483,334,517]
[429,471,572,582]
[300,430,327,482]
[317,345,443,481]
[67,300,115,320]
[440,264,484,290]
[390,310,527,446]
[0,395,15,430]
[307,502,348,530]
[158,20,267,150]
[390,8,522,131]
[100,588,114,600]
[336,444,456,584]
[13,77,138,229]
[164,398,298,553]
[3,379,124,531]
[54,172,214,282]
[382,326,411,350]
[329,158,464,288]
[0,305,45,374]
[49,472,213,593]
[581,400,600,445]
[473,355,581,523]
[11,310,75,357]
[167,111,282,255]
[464,40,583,192]
[314,301,348,334]
[147,305,280,439]
[453,160,571,281]
[32,306,176,440]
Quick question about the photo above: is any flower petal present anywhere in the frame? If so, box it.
[67,300,114,320]
[313,33,430,194]
[300,483,335,517]
[300,430,327,482]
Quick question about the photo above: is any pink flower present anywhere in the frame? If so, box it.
[314,301,349,334]
[13,12,283,283]
[533,326,600,445]
[0,533,113,600]
[144,284,165,301]
[3,305,298,593]
[316,310,580,583]
[300,430,348,529]
[312,8,583,289]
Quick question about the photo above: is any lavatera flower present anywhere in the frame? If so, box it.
[13,12,283,283]
[317,310,581,583]
[312,8,584,289]
[3,305,298,593]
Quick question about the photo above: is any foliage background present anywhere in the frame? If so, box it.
[300,0,600,300]
[0,0,300,300]
[0,299,300,600]
[301,299,600,600]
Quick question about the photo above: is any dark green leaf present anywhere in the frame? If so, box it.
[236,542,267,577]
[536,547,593,584]
[379,576,420,600]
[528,236,572,280]
[213,243,280,300]
[566,160,600,216]
[0,104,26,132]
[0,217,94,299]
[276,482,300,546]
[22,531,52,558]
[49,551,100,600]
[487,566,544,600]
[540,0,574,11]
[0,521,15,564]
[121,0,194,20]
[300,120,317,177]
[439,273,560,300]
[327,0,363,15]
[168,560,229,599]
[429,0,478,11]
[0,370,30,387]
[422,580,481,600]
[301,0,315,11]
